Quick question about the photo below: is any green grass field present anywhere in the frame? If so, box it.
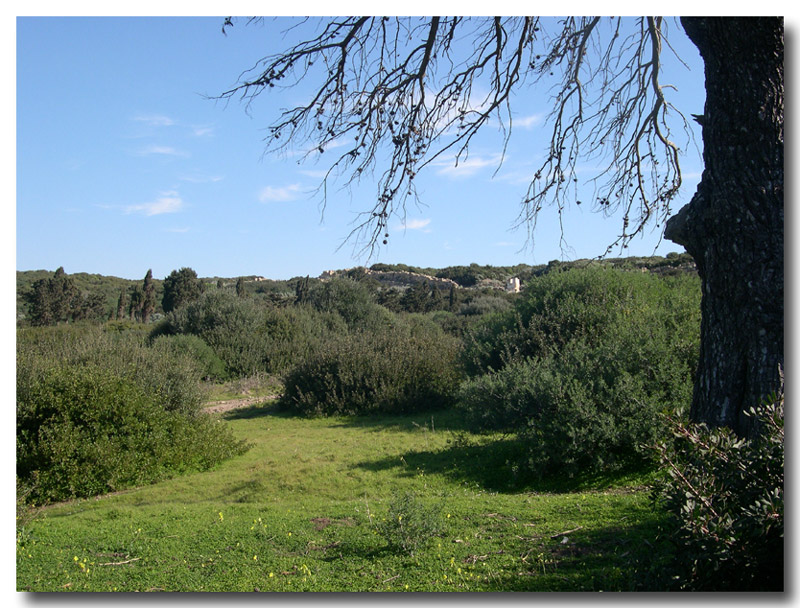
[16,402,669,592]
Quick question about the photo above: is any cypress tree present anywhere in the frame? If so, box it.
[142,269,156,322]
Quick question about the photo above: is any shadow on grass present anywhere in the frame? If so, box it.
[221,401,295,421]
[353,438,656,495]
[327,408,475,433]
[476,517,675,592]
[222,403,475,433]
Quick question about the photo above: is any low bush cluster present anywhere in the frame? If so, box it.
[375,491,444,556]
[16,325,246,505]
[280,317,462,416]
[155,291,349,377]
[649,392,784,591]
[458,268,701,475]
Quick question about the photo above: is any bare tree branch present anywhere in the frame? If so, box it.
[216,17,692,259]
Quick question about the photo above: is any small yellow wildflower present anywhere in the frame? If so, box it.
[269,572,274,578]
[254,555,258,561]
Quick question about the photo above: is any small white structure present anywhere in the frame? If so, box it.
[506,277,521,293]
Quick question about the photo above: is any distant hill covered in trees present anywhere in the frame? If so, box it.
[16,253,696,325]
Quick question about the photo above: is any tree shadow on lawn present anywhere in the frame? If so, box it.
[475,518,674,592]
[221,401,295,421]
[353,438,654,495]
[223,404,475,433]
[327,408,475,433]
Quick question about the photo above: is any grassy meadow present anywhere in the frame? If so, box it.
[16,401,667,592]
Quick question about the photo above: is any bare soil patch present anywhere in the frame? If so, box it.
[202,395,279,414]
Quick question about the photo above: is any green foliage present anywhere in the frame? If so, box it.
[374,491,443,556]
[463,267,700,377]
[306,277,392,331]
[162,267,203,313]
[649,394,784,591]
[23,267,108,326]
[141,269,157,322]
[16,363,246,505]
[280,318,462,416]
[458,268,700,475]
[18,269,166,325]
[151,334,229,381]
[16,324,223,503]
[157,291,347,377]
[457,294,512,317]
[18,324,203,415]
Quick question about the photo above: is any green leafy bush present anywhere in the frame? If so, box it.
[16,364,247,505]
[462,267,700,377]
[18,324,203,414]
[457,268,700,475]
[156,291,348,377]
[306,277,392,332]
[151,334,229,381]
[280,318,461,416]
[375,491,443,556]
[649,393,784,591]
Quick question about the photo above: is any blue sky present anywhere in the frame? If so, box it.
[15,16,707,281]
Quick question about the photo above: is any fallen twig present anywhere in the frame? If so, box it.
[98,557,141,566]
[550,526,583,539]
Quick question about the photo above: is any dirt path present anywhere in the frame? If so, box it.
[202,395,279,414]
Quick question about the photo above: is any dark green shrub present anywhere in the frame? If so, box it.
[306,277,392,332]
[16,364,246,505]
[280,320,461,416]
[648,393,783,591]
[18,325,203,415]
[457,294,512,317]
[462,267,701,377]
[158,291,268,376]
[151,334,229,381]
[157,291,349,377]
[457,268,700,475]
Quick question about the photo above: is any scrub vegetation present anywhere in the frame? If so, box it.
[16,257,782,591]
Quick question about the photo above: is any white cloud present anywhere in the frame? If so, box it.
[125,191,185,216]
[137,144,187,157]
[180,173,224,183]
[396,218,432,231]
[192,125,214,137]
[258,184,303,203]
[133,114,175,127]
[434,153,503,178]
[514,114,544,129]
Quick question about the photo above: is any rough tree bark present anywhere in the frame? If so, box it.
[665,17,783,438]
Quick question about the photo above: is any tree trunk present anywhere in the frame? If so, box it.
[665,17,783,438]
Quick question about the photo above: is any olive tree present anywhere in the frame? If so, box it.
[217,16,783,438]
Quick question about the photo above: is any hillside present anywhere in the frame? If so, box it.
[16,253,696,323]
